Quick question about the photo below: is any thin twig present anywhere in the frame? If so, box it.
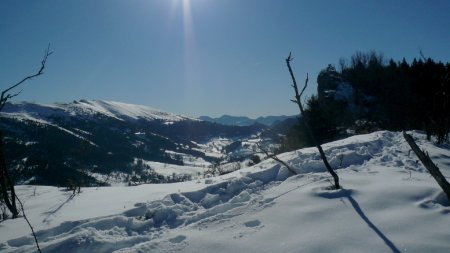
[16,196,42,253]
[0,44,52,111]
[419,48,427,62]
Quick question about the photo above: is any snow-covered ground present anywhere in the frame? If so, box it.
[142,161,207,178]
[190,137,233,161]
[1,131,449,252]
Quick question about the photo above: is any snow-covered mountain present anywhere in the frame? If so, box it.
[2,100,195,123]
[1,131,449,252]
[0,100,266,186]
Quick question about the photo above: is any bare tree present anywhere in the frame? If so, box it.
[0,44,52,218]
[285,53,340,189]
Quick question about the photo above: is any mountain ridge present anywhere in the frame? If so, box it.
[2,100,197,123]
[199,114,297,126]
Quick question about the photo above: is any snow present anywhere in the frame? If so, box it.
[1,131,450,252]
[190,138,232,158]
[163,151,212,168]
[73,100,195,122]
[142,161,207,178]
[1,100,196,123]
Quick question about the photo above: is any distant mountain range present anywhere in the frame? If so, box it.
[199,114,297,127]
[0,100,267,186]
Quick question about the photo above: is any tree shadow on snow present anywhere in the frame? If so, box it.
[316,188,401,253]
[42,193,76,223]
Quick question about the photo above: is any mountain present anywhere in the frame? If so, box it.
[199,115,255,127]
[1,100,194,123]
[260,117,299,139]
[199,114,296,126]
[0,100,266,186]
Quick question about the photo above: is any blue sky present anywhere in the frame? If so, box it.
[1,0,449,117]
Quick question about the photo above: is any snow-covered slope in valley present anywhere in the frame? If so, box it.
[1,100,195,123]
[1,131,449,252]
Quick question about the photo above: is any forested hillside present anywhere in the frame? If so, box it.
[280,52,450,151]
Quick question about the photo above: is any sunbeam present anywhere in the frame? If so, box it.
[171,0,200,105]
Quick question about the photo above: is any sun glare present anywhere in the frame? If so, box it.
[181,0,193,41]
[169,0,196,48]
[171,0,199,94]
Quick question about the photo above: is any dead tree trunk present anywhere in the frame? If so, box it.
[403,131,450,200]
[0,131,18,218]
[285,53,340,189]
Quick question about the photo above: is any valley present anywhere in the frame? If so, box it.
[0,100,288,186]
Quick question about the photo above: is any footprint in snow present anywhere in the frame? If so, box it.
[169,235,187,244]
[244,219,261,228]
[233,220,264,239]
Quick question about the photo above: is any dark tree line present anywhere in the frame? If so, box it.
[280,51,450,150]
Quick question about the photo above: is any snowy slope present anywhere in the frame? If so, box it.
[1,100,196,123]
[1,131,449,252]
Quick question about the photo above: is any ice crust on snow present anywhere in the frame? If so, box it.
[1,131,450,253]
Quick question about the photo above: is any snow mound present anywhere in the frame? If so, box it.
[1,165,290,253]
[271,131,427,174]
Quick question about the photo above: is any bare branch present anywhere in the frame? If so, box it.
[299,73,309,98]
[286,52,300,102]
[419,48,427,62]
[6,90,23,100]
[255,142,297,175]
[0,44,52,110]
[287,52,292,61]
